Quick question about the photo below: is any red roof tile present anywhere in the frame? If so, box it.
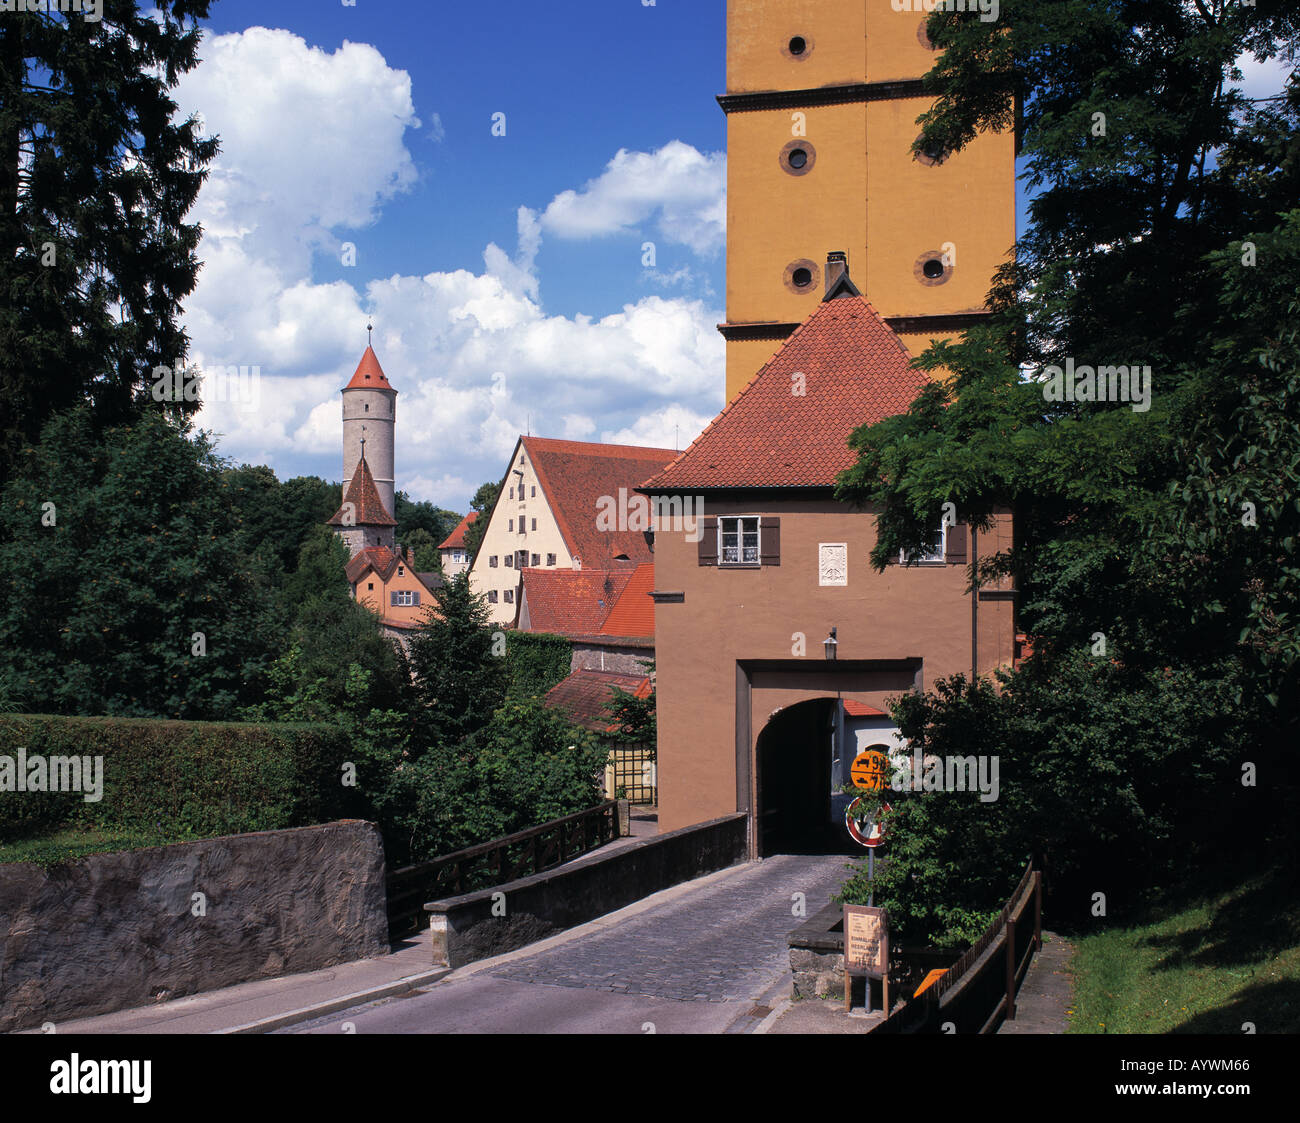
[522,436,676,569]
[438,510,478,551]
[345,545,398,584]
[517,568,632,636]
[344,345,395,392]
[328,456,396,527]
[641,292,930,490]
[599,562,655,638]
[544,668,652,732]
[843,700,889,718]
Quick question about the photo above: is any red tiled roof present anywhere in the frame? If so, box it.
[438,510,478,550]
[328,456,396,527]
[599,562,655,638]
[543,668,652,732]
[641,292,930,490]
[345,545,398,584]
[521,436,676,569]
[843,700,889,718]
[517,567,632,635]
[344,345,395,392]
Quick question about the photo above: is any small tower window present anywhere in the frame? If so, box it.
[779,139,816,177]
[915,251,953,286]
[364,403,369,412]
[783,34,813,60]
[784,258,819,294]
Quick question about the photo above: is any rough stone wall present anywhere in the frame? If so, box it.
[570,642,654,676]
[0,820,387,1032]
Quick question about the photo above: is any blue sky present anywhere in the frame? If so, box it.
[180,1,1288,513]
[202,0,726,322]
[181,0,734,512]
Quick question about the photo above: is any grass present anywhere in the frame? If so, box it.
[1067,868,1300,1034]
[0,826,207,867]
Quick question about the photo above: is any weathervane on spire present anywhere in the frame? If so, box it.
[360,425,366,462]
[367,321,373,346]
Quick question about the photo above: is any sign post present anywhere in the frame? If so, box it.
[843,904,890,1016]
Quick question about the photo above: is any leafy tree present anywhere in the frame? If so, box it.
[407,570,506,748]
[0,408,278,719]
[0,1,217,480]
[387,698,604,863]
[604,660,656,747]
[279,475,344,571]
[461,480,500,560]
[833,5,1300,933]
[394,490,458,548]
[280,524,351,616]
[402,527,441,574]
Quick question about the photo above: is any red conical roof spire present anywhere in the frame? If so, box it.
[344,344,394,391]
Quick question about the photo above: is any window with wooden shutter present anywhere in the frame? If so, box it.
[698,517,718,565]
[719,516,760,565]
[944,522,968,564]
[759,517,781,565]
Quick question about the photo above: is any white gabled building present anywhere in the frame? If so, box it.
[468,436,676,625]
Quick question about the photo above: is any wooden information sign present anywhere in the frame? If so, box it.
[843,904,890,1014]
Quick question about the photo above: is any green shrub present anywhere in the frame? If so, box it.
[503,632,573,701]
[0,714,362,845]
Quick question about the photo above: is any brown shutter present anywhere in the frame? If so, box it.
[945,522,968,564]
[760,517,781,566]
[698,517,718,566]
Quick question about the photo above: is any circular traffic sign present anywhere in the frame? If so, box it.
[846,797,891,848]
[850,749,891,791]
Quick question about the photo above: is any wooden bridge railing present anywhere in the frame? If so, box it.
[385,800,620,938]
[871,859,1043,1035]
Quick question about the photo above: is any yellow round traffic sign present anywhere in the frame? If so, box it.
[850,750,890,791]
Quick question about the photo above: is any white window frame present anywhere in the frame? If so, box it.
[900,523,947,566]
[718,515,761,566]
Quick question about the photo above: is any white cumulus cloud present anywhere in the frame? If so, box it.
[176,31,723,509]
[539,140,726,257]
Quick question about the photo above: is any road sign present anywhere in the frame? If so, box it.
[850,749,890,791]
[846,796,891,848]
[843,904,891,1014]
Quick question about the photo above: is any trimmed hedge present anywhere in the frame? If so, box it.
[504,631,573,700]
[0,714,361,845]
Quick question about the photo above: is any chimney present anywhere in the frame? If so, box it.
[825,251,848,296]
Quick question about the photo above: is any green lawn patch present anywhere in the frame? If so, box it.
[1068,868,1300,1034]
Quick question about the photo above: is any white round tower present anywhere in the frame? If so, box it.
[341,341,397,518]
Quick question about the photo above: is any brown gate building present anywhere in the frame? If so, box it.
[641,263,1015,854]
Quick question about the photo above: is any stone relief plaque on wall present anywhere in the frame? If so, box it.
[819,543,848,586]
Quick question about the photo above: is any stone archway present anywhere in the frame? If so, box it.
[754,698,848,856]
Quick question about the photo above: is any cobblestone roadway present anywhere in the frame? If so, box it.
[489,854,850,1003]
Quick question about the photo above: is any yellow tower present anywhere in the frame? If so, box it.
[720,1,1015,401]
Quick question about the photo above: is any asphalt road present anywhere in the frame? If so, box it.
[284,853,852,1034]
